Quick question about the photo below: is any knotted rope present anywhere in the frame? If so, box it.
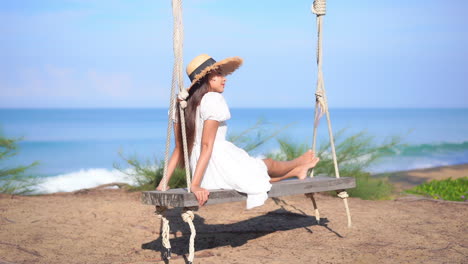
[161,0,192,192]
[159,0,197,261]
[309,0,352,228]
[181,209,196,264]
[155,206,171,259]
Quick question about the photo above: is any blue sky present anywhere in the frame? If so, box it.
[1,0,467,108]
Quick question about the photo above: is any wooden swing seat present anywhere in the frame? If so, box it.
[142,176,355,207]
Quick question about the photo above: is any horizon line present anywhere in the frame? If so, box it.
[1,106,467,110]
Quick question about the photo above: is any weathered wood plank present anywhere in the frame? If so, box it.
[141,176,356,207]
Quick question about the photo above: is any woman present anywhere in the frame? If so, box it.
[157,54,320,209]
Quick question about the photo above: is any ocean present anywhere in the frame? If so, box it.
[1,108,467,193]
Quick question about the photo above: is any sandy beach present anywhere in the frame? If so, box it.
[1,164,467,264]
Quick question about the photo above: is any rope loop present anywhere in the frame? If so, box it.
[311,0,326,16]
[155,206,171,256]
[181,210,195,222]
[178,89,189,100]
[178,89,189,109]
[337,191,349,199]
[181,208,196,263]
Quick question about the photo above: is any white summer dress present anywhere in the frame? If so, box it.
[175,92,272,209]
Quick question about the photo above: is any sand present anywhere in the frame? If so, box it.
[0,165,467,264]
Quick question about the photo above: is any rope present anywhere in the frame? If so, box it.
[311,0,326,15]
[160,1,195,262]
[337,191,352,228]
[172,0,192,192]
[306,193,320,224]
[155,206,171,259]
[161,0,192,192]
[181,209,196,264]
[310,0,352,228]
[179,106,192,191]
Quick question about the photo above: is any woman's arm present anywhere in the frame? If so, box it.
[190,119,219,206]
[156,122,182,191]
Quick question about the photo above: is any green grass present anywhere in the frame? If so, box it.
[266,129,400,200]
[405,177,468,201]
[116,119,292,191]
[113,150,187,191]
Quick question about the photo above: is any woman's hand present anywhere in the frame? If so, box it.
[191,185,210,206]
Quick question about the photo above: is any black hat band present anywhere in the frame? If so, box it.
[188,58,216,82]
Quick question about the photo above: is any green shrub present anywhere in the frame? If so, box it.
[346,171,393,200]
[119,122,400,200]
[0,132,40,194]
[405,177,468,201]
[266,129,400,200]
[117,119,291,191]
[113,150,187,191]
[227,119,292,154]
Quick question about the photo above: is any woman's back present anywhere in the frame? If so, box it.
[189,91,272,209]
[193,92,231,147]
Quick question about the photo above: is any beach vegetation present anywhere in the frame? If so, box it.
[0,133,40,194]
[227,119,292,154]
[118,122,400,200]
[405,177,468,201]
[266,129,400,200]
[116,119,288,191]
[113,151,187,191]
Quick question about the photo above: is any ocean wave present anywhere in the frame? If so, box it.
[368,156,460,173]
[23,141,468,193]
[384,141,468,156]
[34,168,139,194]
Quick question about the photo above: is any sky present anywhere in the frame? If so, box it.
[1,0,467,108]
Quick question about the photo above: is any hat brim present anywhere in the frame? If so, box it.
[187,56,243,91]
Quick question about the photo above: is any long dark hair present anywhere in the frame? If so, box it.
[175,78,210,168]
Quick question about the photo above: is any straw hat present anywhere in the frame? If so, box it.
[186,54,243,91]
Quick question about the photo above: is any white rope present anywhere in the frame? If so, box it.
[310,0,352,228]
[181,209,196,263]
[161,35,179,191]
[306,193,320,224]
[161,0,192,192]
[337,191,352,228]
[179,106,192,191]
[311,0,326,15]
[155,206,171,259]
[160,1,196,262]
[172,0,192,192]
[337,191,349,199]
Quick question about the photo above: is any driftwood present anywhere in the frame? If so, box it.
[73,182,131,194]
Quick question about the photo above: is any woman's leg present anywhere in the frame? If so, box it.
[268,158,319,182]
[262,159,300,178]
[262,150,320,182]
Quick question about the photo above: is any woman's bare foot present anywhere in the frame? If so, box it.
[295,157,320,180]
[269,156,320,183]
[297,149,316,165]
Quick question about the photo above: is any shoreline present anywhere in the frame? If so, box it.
[31,163,468,196]
[373,163,468,192]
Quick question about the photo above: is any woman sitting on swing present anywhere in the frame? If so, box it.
[157,54,320,208]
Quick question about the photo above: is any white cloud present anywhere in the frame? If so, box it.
[0,64,174,108]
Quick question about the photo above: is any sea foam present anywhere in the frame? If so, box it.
[34,168,139,194]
